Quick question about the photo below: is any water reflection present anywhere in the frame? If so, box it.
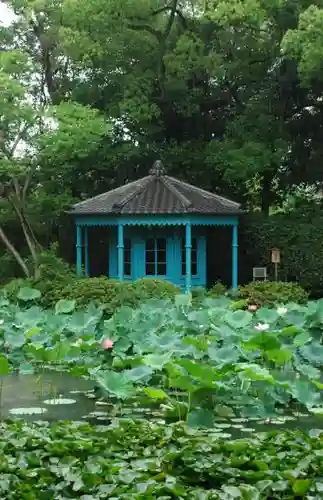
[0,373,322,436]
[0,373,94,421]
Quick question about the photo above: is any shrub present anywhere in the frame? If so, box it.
[191,287,207,303]
[238,280,308,307]
[129,278,180,301]
[243,209,323,296]
[0,252,23,284]
[50,277,123,310]
[208,281,227,297]
[40,277,180,314]
[35,246,75,282]
[3,249,75,308]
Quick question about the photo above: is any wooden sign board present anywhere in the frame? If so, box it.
[271,248,280,264]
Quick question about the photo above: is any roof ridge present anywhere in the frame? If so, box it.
[166,176,240,208]
[112,176,153,211]
[161,176,192,210]
[72,176,151,208]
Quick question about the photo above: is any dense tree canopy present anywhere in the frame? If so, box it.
[1,0,323,277]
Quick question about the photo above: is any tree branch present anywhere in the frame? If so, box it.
[12,172,42,248]
[6,172,42,277]
[30,19,61,105]
[9,122,31,157]
[7,193,40,278]
[163,0,179,40]
[152,4,187,29]
[0,225,30,277]
[128,0,182,45]
[127,1,185,102]
[21,168,34,203]
[128,22,163,42]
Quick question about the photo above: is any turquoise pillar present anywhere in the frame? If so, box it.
[76,224,83,277]
[84,226,89,276]
[185,222,192,293]
[117,224,124,281]
[232,224,238,290]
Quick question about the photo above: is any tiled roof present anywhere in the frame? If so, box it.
[71,160,242,215]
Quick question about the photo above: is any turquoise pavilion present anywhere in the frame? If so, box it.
[70,160,242,291]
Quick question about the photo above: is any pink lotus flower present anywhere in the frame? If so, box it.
[102,338,113,350]
[248,304,258,312]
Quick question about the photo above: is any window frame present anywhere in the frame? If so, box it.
[145,237,167,276]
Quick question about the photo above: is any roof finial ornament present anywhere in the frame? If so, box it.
[149,160,166,177]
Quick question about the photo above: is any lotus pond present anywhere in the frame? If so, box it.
[0,419,322,499]
[1,290,323,423]
[1,288,323,498]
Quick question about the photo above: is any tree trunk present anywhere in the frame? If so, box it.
[9,175,42,280]
[10,202,41,280]
[261,170,273,215]
[0,226,30,277]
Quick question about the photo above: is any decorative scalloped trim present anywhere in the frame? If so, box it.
[75,215,239,227]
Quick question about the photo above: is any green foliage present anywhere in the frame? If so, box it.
[36,246,75,282]
[282,5,323,84]
[3,249,74,306]
[0,252,23,284]
[128,278,180,301]
[190,286,208,305]
[0,45,112,281]
[45,277,123,310]
[3,278,35,304]
[37,277,179,313]
[38,102,111,163]
[184,283,226,308]
[17,286,41,302]
[1,420,323,498]
[0,293,105,370]
[1,288,323,421]
[93,296,323,420]
[244,210,323,295]
[239,281,308,307]
[1,0,323,290]
[208,281,227,297]
[231,299,249,310]
[30,248,76,306]
[1,0,323,286]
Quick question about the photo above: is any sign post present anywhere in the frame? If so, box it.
[271,248,280,281]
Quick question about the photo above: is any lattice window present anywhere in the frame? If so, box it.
[145,238,167,275]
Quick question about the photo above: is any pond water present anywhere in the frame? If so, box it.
[1,373,323,436]
[0,372,95,421]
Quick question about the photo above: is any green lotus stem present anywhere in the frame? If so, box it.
[0,377,3,416]
[39,363,45,397]
[174,390,182,421]
[56,343,62,365]
[186,391,192,420]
